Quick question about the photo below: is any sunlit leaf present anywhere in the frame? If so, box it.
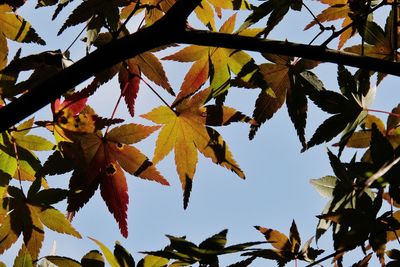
[310,175,337,199]
[89,238,119,267]
[142,87,252,208]
[239,0,303,35]
[163,14,260,100]
[65,124,167,237]
[45,256,82,267]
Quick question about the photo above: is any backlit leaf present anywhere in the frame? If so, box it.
[89,238,119,267]
[304,0,354,48]
[58,0,126,35]
[118,67,140,117]
[45,256,82,267]
[114,242,135,267]
[137,255,169,267]
[0,5,45,44]
[239,0,303,35]
[142,87,250,208]
[310,176,337,199]
[81,250,105,267]
[39,207,81,238]
[248,221,321,266]
[13,246,33,267]
[163,14,260,99]
[65,124,167,237]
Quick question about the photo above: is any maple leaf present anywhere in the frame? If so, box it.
[10,117,54,151]
[63,123,168,237]
[343,114,385,149]
[144,229,263,266]
[344,13,400,83]
[82,31,173,114]
[49,96,95,144]
[305,66,373,154]
[243,221,323,267]
[249,55,321,149]
[0,118,53,185]
[0,50,75,103]
[239,0,303,36]
[58,0,129,35]
[163,14,260,102]
[0,181,81,260]
[121,0,251,30]
[119,66,140,117]
[142,87,254,208]
[0,4,45,70]
[304,0,359,49]
[46,239,136,267]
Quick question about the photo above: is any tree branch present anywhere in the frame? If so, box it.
[2,0,400,133]
[0,0,201,133]
[176,30,400,76]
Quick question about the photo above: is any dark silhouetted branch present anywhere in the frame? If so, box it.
[1,0,400,132]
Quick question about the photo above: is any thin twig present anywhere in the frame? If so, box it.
[308,30,324,45]
[303,2,326,31]
[11,138,23,193]
[9,125,41,133]
[364,156,400,188]
[104,70,132,135]
[305,248,348,267]
[65,24,88,53]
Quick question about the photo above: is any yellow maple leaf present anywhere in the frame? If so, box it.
[142,87,255,208]
[163,14,261,103]
[0,4,45,70]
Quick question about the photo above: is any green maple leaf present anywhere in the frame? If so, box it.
[0,181,80,260]
[0,118,52,185]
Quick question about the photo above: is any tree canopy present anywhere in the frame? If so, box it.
[1,0,400,266]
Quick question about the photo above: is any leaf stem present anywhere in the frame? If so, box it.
[9,125,42,133]
[105,84,126,136]
[365,108,400,118]
[140,76,177,115]
[302,2,326,32]
[65,24,88,53]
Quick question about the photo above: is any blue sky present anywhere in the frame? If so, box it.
[2,1,400,266]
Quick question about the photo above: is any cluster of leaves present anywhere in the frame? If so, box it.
[0,0,400,266]
[309,104,400,265]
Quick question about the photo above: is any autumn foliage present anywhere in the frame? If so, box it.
[1,0,400,266]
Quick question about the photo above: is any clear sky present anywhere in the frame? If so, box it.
[2,1,399,266]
